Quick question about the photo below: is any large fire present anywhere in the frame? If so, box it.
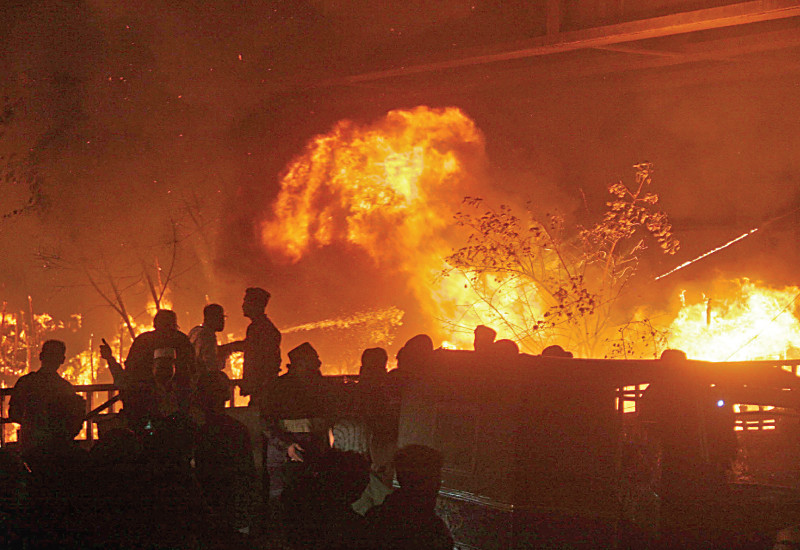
[261,106,499,346]
[667,279,800,362]
[4,111,800,430]
[260,107,800,360]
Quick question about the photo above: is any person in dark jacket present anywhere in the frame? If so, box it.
[195,370,256,544]
[282,449,371,549]
[9,340,85,452]
[9,340,90,548]
[367,444,453,550]
[352,347,395,514]
[262,342,328,499]
[124,309,196,394]
[228,287,282,400]
[101,340,188,433]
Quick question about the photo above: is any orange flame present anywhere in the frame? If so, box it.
[667,279,800,361]
[261,108,800,360]
[261,106,490,342]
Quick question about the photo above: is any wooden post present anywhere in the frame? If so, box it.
[0,394,5,447]
[28,296,36,356]
[89,334,94,383]
[23,310,29,372]
[13,312,20,373]
[86,391,94,443]
[0,303,7,370]
[119,325,125,363]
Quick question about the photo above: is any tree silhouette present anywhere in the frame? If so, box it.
[445,163,678,357]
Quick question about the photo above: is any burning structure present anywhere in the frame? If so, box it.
[3,3,800,547]
[3,0,800,372]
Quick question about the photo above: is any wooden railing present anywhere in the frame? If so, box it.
[0,380,246,447]
[2,365,797,446]
[0,376,359,447]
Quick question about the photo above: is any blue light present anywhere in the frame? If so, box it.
[717,399,725,408]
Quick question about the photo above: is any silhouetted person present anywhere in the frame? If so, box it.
[228,287,281,399]
[9,340,85,452]
[367,444,452,550]
[357,347,391,445]
[9,341,90,548]
[638,349,737,547]
[151,347,182,415]
[263,342,328,499]
[328,347,395,516]
[359,347,389,383]
[351,347,395,514]
[98,342,201,548]
[375,334,436,476]
[493,338,519,357]
[384,334,435,440]
[125,309,196,391]
[331,348,389,456]
[393,334,434,377]
[188,303,233,375]
[195,370,256,544]
[101,341,190,433]
[473,325,497,352]
[282,449,371,550]
[541,344,574,358]
[127,358,202,550]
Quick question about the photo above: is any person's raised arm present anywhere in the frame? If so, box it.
[100,338,127,387]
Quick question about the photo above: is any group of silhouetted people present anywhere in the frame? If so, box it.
[2,291,752,550]
[1,288,456,549]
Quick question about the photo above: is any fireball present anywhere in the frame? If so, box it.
[261,106,497,345]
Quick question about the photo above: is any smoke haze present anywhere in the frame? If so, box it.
[2,1,800,366]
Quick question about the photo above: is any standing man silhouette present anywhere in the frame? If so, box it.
[233,288,282,401]
[9,340,85,452]
[189,304,230,374]
[227,288,282,523]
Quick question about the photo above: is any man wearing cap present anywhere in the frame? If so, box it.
[230,288,282,399]
[124,309,197,389]
[101,340,186,427]
[263,342,327,498]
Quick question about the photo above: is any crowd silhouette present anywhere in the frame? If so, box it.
[1,288,457,550]
[1,288,754,549]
